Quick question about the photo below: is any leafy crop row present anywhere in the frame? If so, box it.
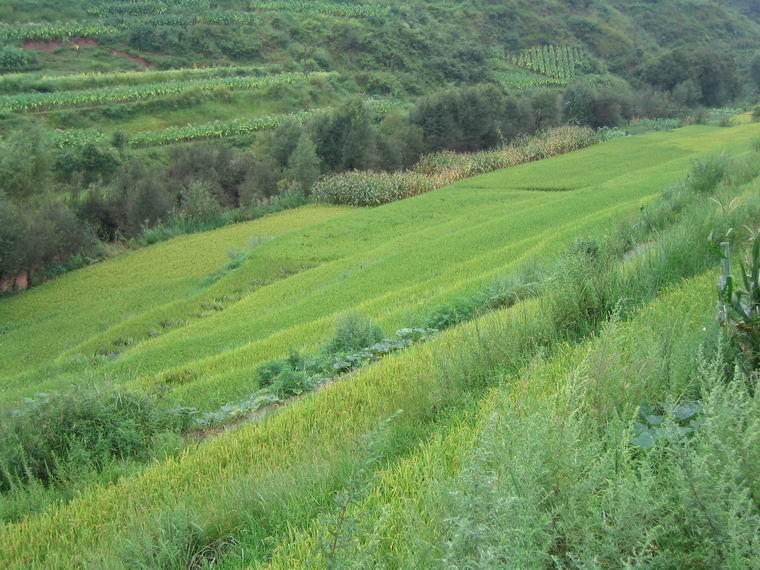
[0,21,117,42]
[0,72,324,113]
[129,110,316,147]
[88,2,169,17]
[0,64,277,94]
[512,45,586,80]
[250,1,390,17]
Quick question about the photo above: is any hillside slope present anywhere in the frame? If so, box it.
[2,123,758,413]
[2,0,759,87]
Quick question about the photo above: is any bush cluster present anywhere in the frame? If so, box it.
[0,389,193,493]
[255,315,435,400]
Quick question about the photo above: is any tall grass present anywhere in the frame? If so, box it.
[263,158,760,569]
[313,126,599,206]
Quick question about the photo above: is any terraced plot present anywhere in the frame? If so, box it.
[1,122,759,568]
[2,123,757,412]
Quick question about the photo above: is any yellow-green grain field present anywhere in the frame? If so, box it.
[1,122,759,567]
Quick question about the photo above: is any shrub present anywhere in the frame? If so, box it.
[687,155,727,194]
[0,48,36,71]
[326,314,384,355]
[0,389,193,493]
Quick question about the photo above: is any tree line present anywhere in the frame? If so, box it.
[0,75,756,290]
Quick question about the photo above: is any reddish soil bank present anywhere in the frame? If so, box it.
[111,49,152,68]
[23,38,98,51]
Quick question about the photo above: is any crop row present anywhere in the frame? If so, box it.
[250,1,390,17]
[0,21,118,42]
[0,64,278,94]
[46,111,316,149]
[499,69,566,90]
[0,9,258,43]
[512,45,587,80]
[314,126,599,206]
[88,2,169,17]
[49,98,396,148]
[0,71,325,113]
[128,110,316,147]
[107,10,260,26]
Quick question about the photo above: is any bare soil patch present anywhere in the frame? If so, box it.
[111,49,152,68]
[23,38,98,52]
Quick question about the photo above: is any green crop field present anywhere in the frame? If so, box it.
[2,124,757,413]
[2,0,760,565]
[1,120,759,568]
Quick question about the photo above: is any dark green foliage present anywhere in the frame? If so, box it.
[0,126,54,201]
[562,82,633,128]
[642,48,740,107]
[717,234,760,386]
[751,52,760,91]
[411,84,514,152]
[178,181,222,222]
[0,47,36,71]
[252,315,435,405]
[310,99,377,171]
[325,314,384,356]
[687,155,727,194]
[631,402,703,449]
[55,143,122,185]
[285,132,322,194]
[0,389,193,493]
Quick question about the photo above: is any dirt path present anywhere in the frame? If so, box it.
[22,38,98,52]
[111,49,152,68]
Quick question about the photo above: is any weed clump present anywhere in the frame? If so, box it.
[687,154,727,194]
[0,389,193,493]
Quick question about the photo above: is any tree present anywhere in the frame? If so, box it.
[530,90,561,131]
[0,193,25,283]
[286,133,321,194]
[750,51,760,92]
[239,157,280,206]
[0,126,54,201]
[411,85,508,152]
[672,79,702,108]
[178,181,222,221]
[376,113,425,171]
[310,99,377,171]
[693,49,739,107]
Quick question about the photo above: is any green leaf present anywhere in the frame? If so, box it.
[632,430,655,449]
[673,402,701,421]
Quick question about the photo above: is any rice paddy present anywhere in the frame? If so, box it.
[1,122,759,567]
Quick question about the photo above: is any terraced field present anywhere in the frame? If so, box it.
[2,123,757,412]
[1,122,759,567]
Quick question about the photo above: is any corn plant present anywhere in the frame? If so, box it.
[511,45,587,81]
[0,72,327,113]
[0,21,118,42]
[128,110,316,147]
[250,1,390,17]
[716,231,760,385]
